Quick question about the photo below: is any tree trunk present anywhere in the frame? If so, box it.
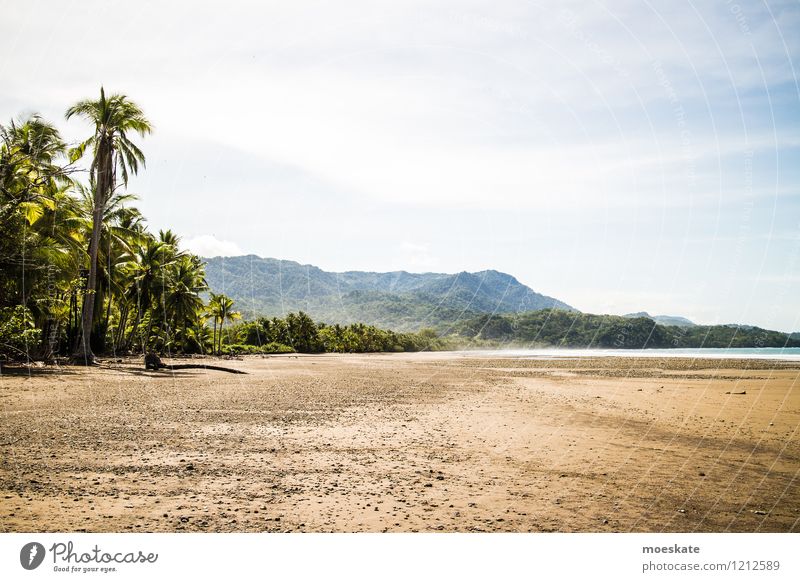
[73,138,112,363]
[212,319,218,355]
[127,301,141,352]
[103,260,113,350]
[115,304,128,352]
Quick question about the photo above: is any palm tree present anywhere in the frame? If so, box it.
[73,183,145,351]
[124,236,169,352]
[66,88,151,363]
[164,254,207,350]
[0,115,82,359]
[207,292,240,354]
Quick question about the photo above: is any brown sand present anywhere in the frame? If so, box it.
[1,353,798,532]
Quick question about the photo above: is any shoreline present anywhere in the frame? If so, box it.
[456,347,800,362]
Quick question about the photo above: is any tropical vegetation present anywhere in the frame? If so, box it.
[0,91,448,362]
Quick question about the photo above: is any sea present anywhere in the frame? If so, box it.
[466,347,800,361]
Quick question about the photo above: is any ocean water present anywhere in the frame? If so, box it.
[467,347,800,361]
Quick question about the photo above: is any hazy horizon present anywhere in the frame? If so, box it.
[2,0,798,332]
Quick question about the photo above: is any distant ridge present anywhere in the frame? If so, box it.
[203,255,576,331]
[624,312,696,328]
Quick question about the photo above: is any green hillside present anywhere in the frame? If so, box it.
[453,309,800,349]
[203,255,575,330]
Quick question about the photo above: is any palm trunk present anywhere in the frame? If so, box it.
[73,138,112,363]
[212,319,218,355]
[115,304,128,351]
[104,262,113,347]
[127,302,141,352]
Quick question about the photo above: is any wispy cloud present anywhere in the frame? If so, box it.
[1,0,798,329]
[183,234,242,258]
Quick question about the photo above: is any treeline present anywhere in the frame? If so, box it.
[453,309,800,349]
[224,311,448,354]
[0,91,232,361]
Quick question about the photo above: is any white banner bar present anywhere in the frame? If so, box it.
[1,533,797,582]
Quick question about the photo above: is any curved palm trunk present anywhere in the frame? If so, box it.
[73,138,112,363]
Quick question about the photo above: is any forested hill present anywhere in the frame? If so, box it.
[454,310,800,349]
[203,255,575,331]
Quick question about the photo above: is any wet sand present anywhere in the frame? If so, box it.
[1,353,798,532]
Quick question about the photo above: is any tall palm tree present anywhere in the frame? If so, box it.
[73,183,145,350]
[66,88,151,363]
[207,292,240,355]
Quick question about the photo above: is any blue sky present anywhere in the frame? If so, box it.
[1,0,798,330]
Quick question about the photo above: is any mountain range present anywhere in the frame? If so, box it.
[202,255,575,331]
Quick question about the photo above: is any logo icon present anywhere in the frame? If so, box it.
[20,542,46,570]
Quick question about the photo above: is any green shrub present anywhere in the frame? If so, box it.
[0,305,41,359]
[220,342,295,355]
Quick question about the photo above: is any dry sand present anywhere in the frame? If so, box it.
[1,353,798,532]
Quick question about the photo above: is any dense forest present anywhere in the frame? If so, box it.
[226,313,447,354]
[0,90,440,363]
[452,309,800,349]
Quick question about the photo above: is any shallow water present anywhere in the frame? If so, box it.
[465,347,800,361]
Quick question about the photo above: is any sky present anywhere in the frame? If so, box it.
[1,0,799,331]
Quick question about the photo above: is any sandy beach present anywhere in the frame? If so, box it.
[1,353,798,533]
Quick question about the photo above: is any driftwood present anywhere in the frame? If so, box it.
[144,353,246,374]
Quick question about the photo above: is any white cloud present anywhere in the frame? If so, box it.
[398,241,437,269]
[182,235,242,258]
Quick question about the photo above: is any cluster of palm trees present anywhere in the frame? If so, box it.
[0,88,239,361]
[236,314,442,354]
[207,292,241,355]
